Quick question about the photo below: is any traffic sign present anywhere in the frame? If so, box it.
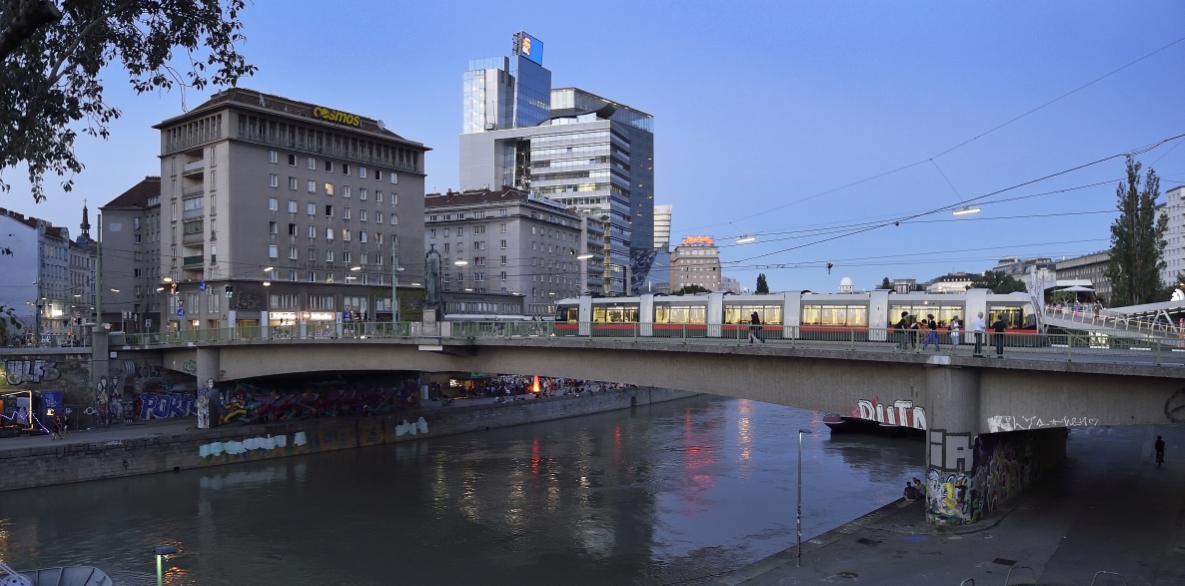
[177,308,185,317]
[177,299,184,307]
[199,281,207,292]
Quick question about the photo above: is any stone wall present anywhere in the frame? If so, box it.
[0,349,92,405]
[0,387,695,492]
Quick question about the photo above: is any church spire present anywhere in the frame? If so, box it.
[80,199,91,240]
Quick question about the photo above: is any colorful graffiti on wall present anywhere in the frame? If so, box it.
[0,359,62,385]
[852,397,927,429]
[137,392,196,420]
[212,379,421,425]
[925,429,1065,525]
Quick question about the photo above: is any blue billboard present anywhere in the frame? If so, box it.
[516,31,544,66]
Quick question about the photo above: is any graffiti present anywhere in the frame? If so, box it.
[985,415,1099,432]
[0,359,61,385]
[212,378,421,425]
[197,387,210,429]
[105,440,123,446]
[925,428,1065,526]
[234,291,263,310]
[1165,389,1185,423]
[138,392,196,420]
[854,397,927,430]
[182,360,197,375]
[396,417,429,436]
[199,434,289,458]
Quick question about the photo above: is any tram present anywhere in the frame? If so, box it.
[553,290,1037,339]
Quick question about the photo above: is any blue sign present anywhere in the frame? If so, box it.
[516,31,543,65]
[177,308,185,317]
[199,281,207,292]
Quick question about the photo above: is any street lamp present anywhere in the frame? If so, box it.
[153,544,178,586]
[735,235,757,245]
[576,253,594,260]
[454,259,468,266]
[797,428,812,568]
[350,266,362,272]
[952,206,981,217]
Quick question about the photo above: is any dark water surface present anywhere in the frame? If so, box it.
[0,395,924,585]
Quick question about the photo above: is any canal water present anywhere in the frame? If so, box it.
[0,395,924,585]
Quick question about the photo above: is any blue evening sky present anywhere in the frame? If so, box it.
[7,0,1185,292]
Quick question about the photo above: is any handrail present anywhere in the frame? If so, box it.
[1004,565,1037,586]
[1090,570,1128,586]
[1044,305,1182,337]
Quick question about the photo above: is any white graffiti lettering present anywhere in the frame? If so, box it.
[986,415,1100,433]
[855,397,927,430]
[1,359,61,385]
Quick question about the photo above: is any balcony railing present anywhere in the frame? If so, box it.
[182,255,204,267]
[182,184,204,197]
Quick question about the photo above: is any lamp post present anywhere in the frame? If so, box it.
[797,428,812,568]
[154,544,177,586]
[391,237,400,324]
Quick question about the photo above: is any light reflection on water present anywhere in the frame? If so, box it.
[0,395,923,585]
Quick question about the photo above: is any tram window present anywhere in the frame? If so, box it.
[593,306,638,323]
[890,305,963,327]
[654,305,707,324]
[988,306,1024,328]
[800,304,866,326]
[556,307,578,322]
[725,305,784,325]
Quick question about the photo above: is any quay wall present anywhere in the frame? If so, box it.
[0,388,695,492]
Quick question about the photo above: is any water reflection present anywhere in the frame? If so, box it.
[0,395,923,585]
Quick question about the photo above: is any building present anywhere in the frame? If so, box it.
[0,208,74,336]
[149,88,428,332]
[1161,185,1185,285]
[68,204,97,334]
[1055,252,1112,303]
[98,178,163,332]
[654,204,672,251]
[838,277,854,294]
[577,214,606,295]
[459,33,655,295]
[670,236,721,292]
[992,256,1057,294]
[926,272,977,294]
[424,187,586,316]
[892,278,919,294]
[721,276,741,294]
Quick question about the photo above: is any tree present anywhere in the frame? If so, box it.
[674,284,710,296]
[1,0,256,202]
[879,277,892,290]
[755,273,769,294]
[0,304,23,342]
[969,271,1026,294]
[1106,157,1167,306]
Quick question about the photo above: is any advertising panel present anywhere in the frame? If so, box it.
[515,31,544,65]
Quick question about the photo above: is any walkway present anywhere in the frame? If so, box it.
[708,424,1185,586]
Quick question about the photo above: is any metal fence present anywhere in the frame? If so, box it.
[1044,305,1184,338]
[1,333,90,349]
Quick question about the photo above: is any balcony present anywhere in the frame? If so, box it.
[182,184,204,197]
[182,231,204,245]
[183,256,204,267]
[182,161,205,176]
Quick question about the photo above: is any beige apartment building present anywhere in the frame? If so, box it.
[670,236,722,292]
[145,88,429,331]
[99,177,163,332]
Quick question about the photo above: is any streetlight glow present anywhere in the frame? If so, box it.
[350,266,362,272]
[263,267,274,272]
[952,206,981,216]
[454,259,469,266]
[576,253,594,260]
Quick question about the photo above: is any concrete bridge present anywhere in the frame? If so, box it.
[104,328,1185,526]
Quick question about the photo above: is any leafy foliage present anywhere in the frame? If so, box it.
[1106,157,1167,306]
[674,284,710,296]
[0,304,23,342]
[755,273,769,294]
[969,271,1027,294]
[0,0,256,202]
[879,277,892,290]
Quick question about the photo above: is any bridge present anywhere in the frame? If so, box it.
[102,322,1185,526]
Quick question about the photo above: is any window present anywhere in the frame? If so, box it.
[391,215,397,225]
[308,271,317,282]
[269,173,278,187]
[269,150,277,163]
[342,250,351,263]
[392,194,398,205]
[430,229,436,238]
[343,207,351,219]
[308,248,316,260]
[359,166,367,178]
[375,170,383,181]
[307,203,316,215]
[376,191,383,203]
[359,188,367,201]
[342,229,351,241]
[457,227,464,236]
[501,256,507,265]
[288,223,296,236]
[443,228,450,237]
[325,160,333,172]
[359,252,368,264]
[183,219,203,234]
[443,243,450,253]
[376,233,384,244]
[500,240,507,249]
[499,209,507,217]
[326,250,334,262]
[268,245,279,259]
[325,205,334,217]
[343,186,351,199]
[390,173,398,184]
[288,177,297,190]
[359,231,367,243]
[268,198,278,211]
[376,212,384,223]
[500,223,507,233]
[308,225,316,238]
[326,228,334,240]
[288,200,297,213]
[325,183,334,196]
[307,157,316,170]
[287,154,296,166]
[500,271,507,280]
[342,164,350,175]
[269,221,278,234]
[360,210,368,222]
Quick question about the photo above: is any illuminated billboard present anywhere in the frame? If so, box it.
[514,31,544,66]
[681,236,715,246]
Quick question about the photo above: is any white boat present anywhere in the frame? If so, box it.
[0,563,112,586]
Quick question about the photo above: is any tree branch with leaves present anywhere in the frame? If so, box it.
[0,0,255,202]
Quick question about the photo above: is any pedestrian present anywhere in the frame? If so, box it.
[895,311,910,351]
[992,314,1007,358]
[1156,435,1166,467]
[949,315,961,354]
[903,482,920,502]
[51,415,63,440]
[749,311,765,344]
[909,317,919,349]
[972,311,987,357]
[921,314,940,351]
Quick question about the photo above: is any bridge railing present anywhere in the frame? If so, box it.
[122,322,417,346]
[1044,305,1183,338]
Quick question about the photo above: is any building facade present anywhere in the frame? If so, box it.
[1055,252,1112,303]
[68,205,97,334]
[99,177,163,332]
[670,236,721,292]
[0,208,74,337]
[459,34,654,295]
[425,187,585,316]
[654,204,672,251]
[1161,185,1185,285]
[925,272,977,294]
[151,88,429,331]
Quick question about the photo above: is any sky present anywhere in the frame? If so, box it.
[5,0,1185,293]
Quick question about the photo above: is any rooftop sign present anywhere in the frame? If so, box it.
[312,106,361,127]
[513,31,544,66]
[681,236,715,246]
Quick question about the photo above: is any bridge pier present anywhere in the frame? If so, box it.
[924,365,1066,525]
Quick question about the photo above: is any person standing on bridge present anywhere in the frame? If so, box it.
[949,316,961,354]
[1156,435,1166,467]
[749,311,765,344]
[992,314,1007,358]
[972,312,987,357]
[895,311,910,351]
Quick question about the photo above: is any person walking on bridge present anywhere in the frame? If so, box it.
[748,311,765,344]
[921,314,940,351]
[1156,435,1166,467]
[949,316,961,354]
[972,312,987,357]
[895,311,910,351]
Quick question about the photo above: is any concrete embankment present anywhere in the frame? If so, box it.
[0,387,695,492]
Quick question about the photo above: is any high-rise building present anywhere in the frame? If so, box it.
[99,177,163,332]
[0,208,75,336]
[670,236,721,292]
[654,204,672,251]
[1161,185,1185,285]
[459,33,654,296]
[151,88,429,332]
